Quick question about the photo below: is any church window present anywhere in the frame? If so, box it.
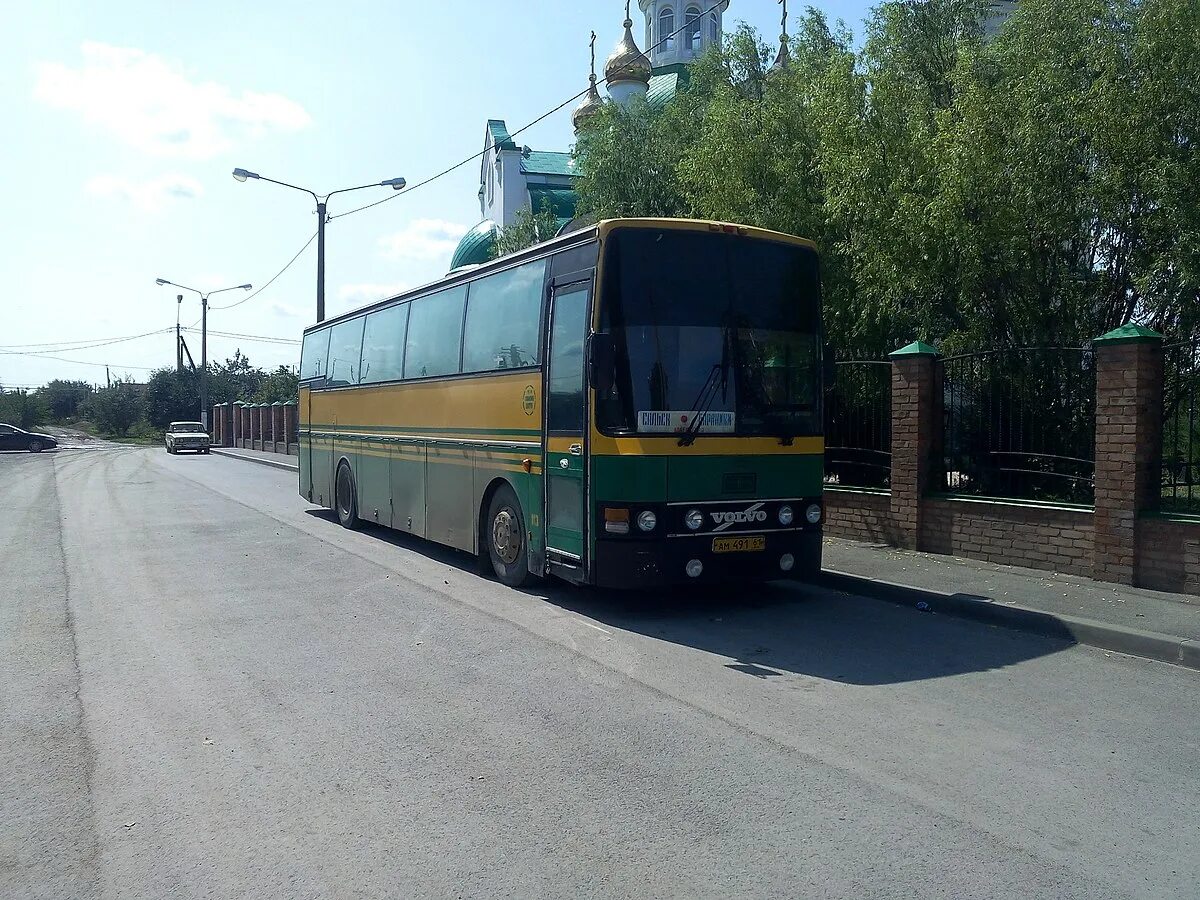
[659,7,674,51]
[709,11,719,43]
[685,6,701,50]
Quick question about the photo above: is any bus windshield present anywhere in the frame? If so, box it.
[596,227,823,437]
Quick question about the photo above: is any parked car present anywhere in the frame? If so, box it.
[165,421,211,454]
[0,422,58,452]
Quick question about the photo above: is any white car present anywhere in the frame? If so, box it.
[165,421,211,454]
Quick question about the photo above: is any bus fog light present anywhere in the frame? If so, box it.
[637,510,657,532]
[778,505,794,526]
[686,559,704,578]
[805,503,822,525]
[685,509,704,530]
[780,553,795,572]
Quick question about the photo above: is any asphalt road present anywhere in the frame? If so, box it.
[2,445,1197,899]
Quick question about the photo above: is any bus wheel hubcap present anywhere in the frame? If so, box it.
[492,509,520,564]
[337,473,351,516]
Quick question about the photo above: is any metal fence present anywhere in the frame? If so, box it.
[1162,338,1200,514]
[940,348,1096,504]
[824,361,892,489]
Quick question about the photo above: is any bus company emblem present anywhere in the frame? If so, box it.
[522,385,535,415]
[710,502,768,532]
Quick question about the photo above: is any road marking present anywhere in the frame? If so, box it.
[582,621,611,636]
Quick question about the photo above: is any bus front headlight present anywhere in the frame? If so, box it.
[637,510,657,532]
[778,505,794,526]
[805,503,822,525]
[685,509,704,531]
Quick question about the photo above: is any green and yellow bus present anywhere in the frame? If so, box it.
[299,218,826,588]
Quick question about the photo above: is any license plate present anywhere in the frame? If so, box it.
[711,535,766,554]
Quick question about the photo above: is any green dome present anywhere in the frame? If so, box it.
[449,220,498,272]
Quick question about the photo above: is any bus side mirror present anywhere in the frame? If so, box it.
[823,348,837,391]
[588,333,615,394]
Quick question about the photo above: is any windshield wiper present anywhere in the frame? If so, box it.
[677,364,723,447]
[678,320,734,447]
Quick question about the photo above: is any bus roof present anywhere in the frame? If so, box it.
[306,218,817,334]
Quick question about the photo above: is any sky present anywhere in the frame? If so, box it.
[0,0,875,389]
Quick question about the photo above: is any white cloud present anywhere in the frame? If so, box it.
[336,282,412,311]
[269,302,302,319]
[85,173,203,211]
[378,219,469,262]
[33,42,311,160]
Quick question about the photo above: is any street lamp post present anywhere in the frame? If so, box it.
[231,169,406,323]
[155,279,252,431]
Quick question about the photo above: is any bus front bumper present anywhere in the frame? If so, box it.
[592,529,822,589]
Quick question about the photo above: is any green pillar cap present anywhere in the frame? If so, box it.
[1092,323,1163,345]
[889,340,940,358]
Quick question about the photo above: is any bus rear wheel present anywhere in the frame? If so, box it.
[335,461,359,529]
[486,484,530,588]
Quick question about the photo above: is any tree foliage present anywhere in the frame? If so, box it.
[0,389,50,430]
[494,198,563,257]
[574,0,1200,353]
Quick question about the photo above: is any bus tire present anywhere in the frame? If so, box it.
[335,460,359,530]
[485,484,530,588]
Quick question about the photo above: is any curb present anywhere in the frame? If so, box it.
[820,569,1200,672]
[209,448,299,473]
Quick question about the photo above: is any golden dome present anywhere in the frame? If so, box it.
[572,75,605,131]
[604,18,651,86]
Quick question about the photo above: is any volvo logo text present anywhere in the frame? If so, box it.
[710,502,767,532]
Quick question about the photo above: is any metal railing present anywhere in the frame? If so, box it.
[824,360,892,489]
[1162,338,1200,514]
[940,348,1096,504]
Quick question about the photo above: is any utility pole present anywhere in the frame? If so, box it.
[316,200,327,323]
[231,169,405,323]
[176,294,184,374]
[155,279,251,433]
[106,366,111,389]
[200,296,208,431]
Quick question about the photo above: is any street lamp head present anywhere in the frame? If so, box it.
[155,278,170,286]
[238,284,253,290]
[232,168,260,182]
[382,177,407,191]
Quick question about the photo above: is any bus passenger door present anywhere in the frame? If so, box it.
[544,274,592,582]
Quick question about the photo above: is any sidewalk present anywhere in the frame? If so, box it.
[823,537,1200,669]
[210,446,298,472]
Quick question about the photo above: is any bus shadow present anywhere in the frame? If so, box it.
[304,510,1071,686]
[534,578,1073,687]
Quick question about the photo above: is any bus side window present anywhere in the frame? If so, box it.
[326,318,365,387]
[300,327,332,381]
[404,285,467,379]
[360,304,409,384]
[462,258,547,372]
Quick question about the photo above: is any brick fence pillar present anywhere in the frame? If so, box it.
[271,403,284,452]
[284,400,298,454]
[233,402,245,447]
[212,404,222,445]
[1092,324,1164,585]
[222,404,234,446]
[887,341,942,550]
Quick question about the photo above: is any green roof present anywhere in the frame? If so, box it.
[487,119,516,151]
[1093,323,1163,345]
[889,340,940,357]
[527,186,579,222]
[521,150,578,177]
[647,72,680,110]
[449,220,498,271]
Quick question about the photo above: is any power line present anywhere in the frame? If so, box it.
[1,351,157,371]
[182,326,300,345]
[210,231,318,311]
[0,327,172,352]
[329,0,726,222]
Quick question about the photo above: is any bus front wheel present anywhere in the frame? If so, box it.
[335,461,359,530]
[485,484,530,588]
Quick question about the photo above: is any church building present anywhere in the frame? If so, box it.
[449,1,731,273]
